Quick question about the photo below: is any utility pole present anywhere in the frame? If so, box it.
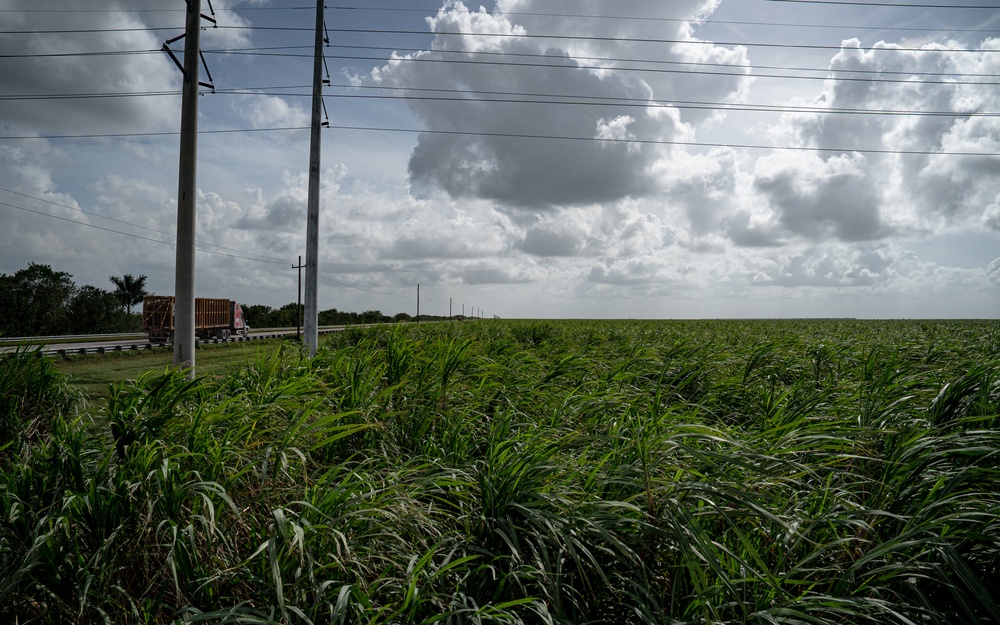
[449,297,452,319]
[173,0,202,374]
[303,0,324,357]
[293,255,304,341]
[416,284,420,321]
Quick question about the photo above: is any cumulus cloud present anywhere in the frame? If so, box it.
[749,36,1000,242]
[232,95,310,130]
[373,0,749,209]
[745,245,895,288]
[988,258,1000,286]
[752,151,888,242]
[0,0,254,137]
[3,1,999,319]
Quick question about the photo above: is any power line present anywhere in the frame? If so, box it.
[0,49,161,59]
[0,8,186,13]
[3,122,997,156]
[322,52,1000,87]
[325,123,1000,157]
[4,3,998,14]
[0,187,291,266]
[0,126,310,140]
[318,274,407,295]
[314,83,997,118]
[0,199,285,265]
[3,5,997,38]
[0,7,316,12]
[9,45,999,89]
[0,27,188,34]
[315,91,998,118]
[322,44,1000,80]
[209,48,1000,85]
[322,27,1000,54]
[760,0,1000,8]
[327,4,1000,35]
[0,89,181,102]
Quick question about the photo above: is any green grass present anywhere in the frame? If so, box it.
[2,319,999,624]
[55,339,288,398]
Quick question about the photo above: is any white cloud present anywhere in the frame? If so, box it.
[1,1,998,319]
[373,0,748,210]
[233,95,310,130]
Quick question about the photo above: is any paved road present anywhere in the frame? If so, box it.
[1,330,302,355]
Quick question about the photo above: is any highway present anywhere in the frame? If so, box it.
[0,328,343,357]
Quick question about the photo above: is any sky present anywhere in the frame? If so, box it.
[1,0,999,319]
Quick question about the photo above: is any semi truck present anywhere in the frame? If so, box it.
[142,296,249,343]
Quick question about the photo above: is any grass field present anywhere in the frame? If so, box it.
[54,339,287,398]
[2,319,999,624]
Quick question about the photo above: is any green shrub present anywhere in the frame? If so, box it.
[0,345,74,459]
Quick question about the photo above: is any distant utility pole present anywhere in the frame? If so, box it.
[303,0,325,357]
[172,0,202,374]
[293,255,304,341]
[449,297,452,319]
[416,284,420,321]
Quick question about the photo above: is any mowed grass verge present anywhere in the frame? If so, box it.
[54,339,287,398]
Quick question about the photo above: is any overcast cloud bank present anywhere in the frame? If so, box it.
[1,0,997,318]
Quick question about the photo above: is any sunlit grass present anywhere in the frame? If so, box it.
[1,319,998,623]
[54,339,288,398]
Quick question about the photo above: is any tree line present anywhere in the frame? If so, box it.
[1,263,453,338]
[0,264,147,336]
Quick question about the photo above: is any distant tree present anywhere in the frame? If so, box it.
[360,310,389,324]
[318,308,343,326]
[68,285,131,333]
[241,304,274,329]
[274,302,302,328]
[0,263,75,336]
[109,273,148,316]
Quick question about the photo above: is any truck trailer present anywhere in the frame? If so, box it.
[142,296,249,343]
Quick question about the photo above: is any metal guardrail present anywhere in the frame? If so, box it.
[42,333,290,357]
[0,332,147,345]
[4,328,346,358]
[1,324,472,359]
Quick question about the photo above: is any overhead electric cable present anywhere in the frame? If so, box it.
[0,126,310,140]
[0,187,291,265]
[321,27,1000,53]
[318,274,407,295]
[325,124,1000,157]
[0,8,187,12]
[328,4,1000,34]
[0,90,181,102]
[0,49,161,58]
[4,123,998,156]
[761,0,1000,8]
[0,27,189,34]
[0,200,286,265]
[320,52,1000,86]
[318,44,1000,80]
[5,5,998,36]
[311,90,998,118]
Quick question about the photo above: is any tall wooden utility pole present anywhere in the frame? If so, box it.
[303,0,324,357]
[173,0,201,374]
